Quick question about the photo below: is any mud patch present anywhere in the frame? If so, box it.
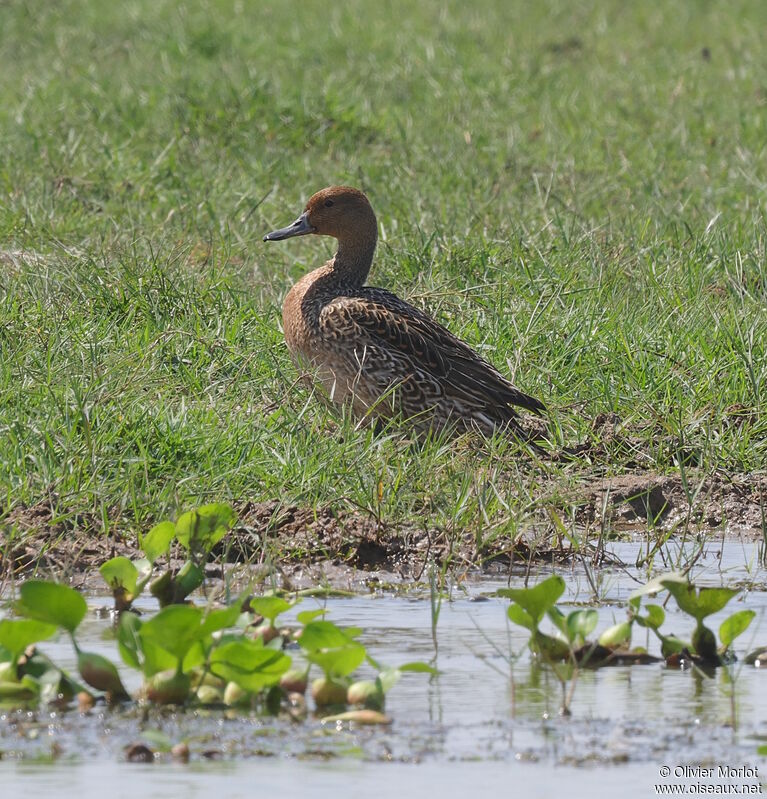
[2,471,765,583]
[569,472,767,533]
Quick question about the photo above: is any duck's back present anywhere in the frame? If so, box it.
[283,274,544,435]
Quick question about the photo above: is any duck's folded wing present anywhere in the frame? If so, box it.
[318,293,545,416]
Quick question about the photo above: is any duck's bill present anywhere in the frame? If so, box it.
[263,212,315,241]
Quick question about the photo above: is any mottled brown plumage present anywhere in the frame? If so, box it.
[264,186,545,439]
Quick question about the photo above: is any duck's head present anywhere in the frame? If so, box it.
[263,186,377,244]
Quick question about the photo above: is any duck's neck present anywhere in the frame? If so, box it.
[331,231,377,288]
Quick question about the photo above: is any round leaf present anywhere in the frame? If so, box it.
[497,575,566,624]
[719,610,756,648]
[141,521,176,564]
[16,581,87,633]
[0,619,58,661]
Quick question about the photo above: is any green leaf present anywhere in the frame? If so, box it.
[397,661,439,675]
[497,575,566,625]
[507,603,534,631]
[719,610,756,648]
[175,504,236,554]
[662,580,738,622]
[198,605,242,638]
[635,604,665,630]
[141,521,176,564]
[15,581,87,633]
[533,631,570,661]
[629,571,687,601]
[567,609,598,642]
[309,643,366,678]
[296,609,326,625]
[210,640,290,692]
[299,621,356,651]
[248,596,294,624]
[117,612,142,670]
[546,606,568,637]
[299,621,366,678]
[0,619,57,662]
[99,557,139,595]
[141,638,180,677]
[139,605,203,663]
[598,621,632,648]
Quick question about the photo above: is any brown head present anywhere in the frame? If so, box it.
[263,186,377,246]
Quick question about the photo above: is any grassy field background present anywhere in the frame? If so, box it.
[1,0,765,553]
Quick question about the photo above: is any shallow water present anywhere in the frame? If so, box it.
[2,541,766,797]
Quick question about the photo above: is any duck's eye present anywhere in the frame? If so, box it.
[324,200,334,207]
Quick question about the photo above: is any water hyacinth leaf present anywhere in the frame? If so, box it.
[547,606,568,637]
[534,632,570,662]
[598,621,633,648]
[139,605,204,662]
[117,612,142,671]
[248,596,294,624]
[719,610,756,648]
[497,575,566,625]
[199,605,243,638]
[629,571,687,601]
[567,610,598,642]
[296,609,326,625]
[299,621,358,651]
[0,619,57,662]
[141,521,176,564]
[299,621,367,676]
[16,581,87,633]
[210,640,290,692]
[397,661,438,675]
[309,643,366,678]
[99,557,139,596]
[175,504,237,554]
[140,638,180,677]
[635,604,665,630]
[0,675,39,702]
[661,580,738,622]
[507,603,534,631]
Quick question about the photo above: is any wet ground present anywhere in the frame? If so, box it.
[3,472,766,583]
[1,540,766,797]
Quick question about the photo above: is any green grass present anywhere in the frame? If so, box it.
[1,0,766,550]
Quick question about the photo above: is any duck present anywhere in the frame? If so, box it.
[263,186,545,440]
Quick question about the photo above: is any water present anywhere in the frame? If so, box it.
[2,541,766,797]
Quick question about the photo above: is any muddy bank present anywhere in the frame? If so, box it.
[1,471,764,583]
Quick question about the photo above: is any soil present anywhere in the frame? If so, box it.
[1,471,765,586]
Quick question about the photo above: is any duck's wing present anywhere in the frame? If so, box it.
[318,289,545,417]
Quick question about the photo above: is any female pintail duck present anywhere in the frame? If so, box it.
[263,186,545,440]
